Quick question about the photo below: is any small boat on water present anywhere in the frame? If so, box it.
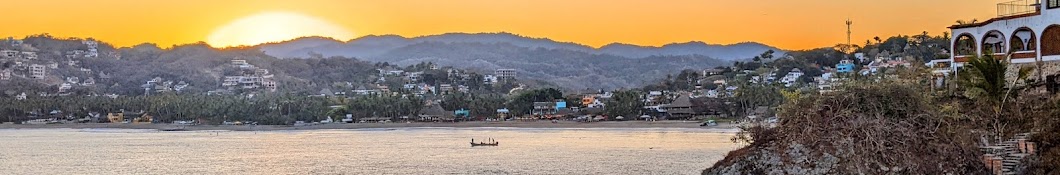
[471,138,499,147]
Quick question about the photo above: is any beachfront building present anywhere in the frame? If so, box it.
[581,95,605,108]
[665,95,695,120]
[494,108,510,121]
[948,0,1060,79]
[419,104,455,122]
[532,101,557,119]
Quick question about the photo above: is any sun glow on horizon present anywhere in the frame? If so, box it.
[206,12,354,47]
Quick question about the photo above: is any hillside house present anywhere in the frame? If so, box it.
[439,84,453,94]
[81,78,96,86]
[375,85,390,94]
[495,69,517,82]
[781,68,803,87]
[21,52,37,59]
[29,64,46,79]
[836,59,856,73]
[222,76,240,87]
[378,68,404,76]
[406,72,423,83]
[457,85,470,93]
[703,68,725,76]
[173,81,189,91]
[65,77,80,84]
[0,69,10,80]
[84,49,99,58]
[231,59,251,68]
[353,85,379,95]
[483,75,498,85]
[83,40,98,48]
[1,50,17,58]
[58,83,72,93]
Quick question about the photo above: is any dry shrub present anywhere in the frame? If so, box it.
[1026,95,1060,174]
[722,82,988,174]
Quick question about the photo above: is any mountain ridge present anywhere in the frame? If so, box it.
[255,32,785,60]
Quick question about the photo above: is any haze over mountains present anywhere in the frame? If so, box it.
[256,33,784,90]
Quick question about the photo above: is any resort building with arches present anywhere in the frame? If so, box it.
[947,0,1060,79]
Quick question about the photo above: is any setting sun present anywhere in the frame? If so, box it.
[206,12,354,47]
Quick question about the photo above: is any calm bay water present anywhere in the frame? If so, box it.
[0,128,738,175]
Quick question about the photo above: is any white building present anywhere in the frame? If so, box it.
[0,50,17,58]
[483,75,498,85]
[781,68,803,87]
[21,52,37,59]
[263,79,277,92]
[406,72,423,83]
[222,76,241,87]
[948,0,1060,71]
[82,77,96,86]
[29,64,46,79]
[231,59,252,68]
[0,69,10,80]
[495,69,517,82]
[58,83,73,93]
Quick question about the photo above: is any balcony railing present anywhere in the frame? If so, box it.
[998,0,1040,17]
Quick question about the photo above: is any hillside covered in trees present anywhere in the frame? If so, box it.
[255,33,769,90]
[0,35,528,97]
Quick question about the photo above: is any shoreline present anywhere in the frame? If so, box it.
[0,121,738,132]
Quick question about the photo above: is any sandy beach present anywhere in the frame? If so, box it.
[0,121,737,131]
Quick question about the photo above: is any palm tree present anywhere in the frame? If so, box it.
[959,53,1033,143]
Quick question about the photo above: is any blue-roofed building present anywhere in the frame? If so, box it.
[836,59,855,73]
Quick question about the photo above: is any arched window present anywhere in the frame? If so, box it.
[1044,25,1060,56]
[982,31,1006,55]
[954,34,977,56]
[1011,28,1036,52]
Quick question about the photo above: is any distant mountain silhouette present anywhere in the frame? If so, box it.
[254,33,784,89]
[256,32,784,60]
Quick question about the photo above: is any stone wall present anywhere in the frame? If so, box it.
[1005,61,1060,82]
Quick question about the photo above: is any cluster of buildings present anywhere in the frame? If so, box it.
[63,40,99,58]
[221,59,277,92]
[2,38,109,96]
[0,38,45,81]
[381,67,517,96]
[140,77,190,95]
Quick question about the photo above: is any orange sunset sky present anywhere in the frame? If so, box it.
[0,0,1000,50]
